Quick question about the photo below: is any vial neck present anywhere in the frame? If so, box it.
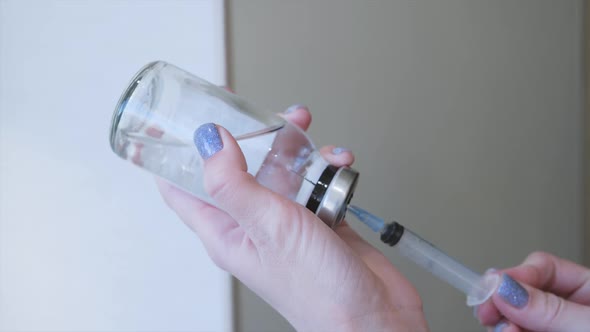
[293,151,329,206]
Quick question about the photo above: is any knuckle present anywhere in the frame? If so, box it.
[520,251,554,285]
[234,192,283,229]
[524,251,552,265]
[204,169,249,203]
[542,293,566,329]
[246,202,305,262]
[242,198,285,236]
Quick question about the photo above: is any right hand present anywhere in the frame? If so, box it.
[475,251,590,331]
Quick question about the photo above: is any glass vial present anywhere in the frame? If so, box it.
[109,61,358,228]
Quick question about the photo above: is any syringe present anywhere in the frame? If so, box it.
[347,205,499,307]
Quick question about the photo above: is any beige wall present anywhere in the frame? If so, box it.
[585,0,590,267]
[228,1,585,331]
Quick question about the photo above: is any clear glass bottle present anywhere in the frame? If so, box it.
[110,61,358,227]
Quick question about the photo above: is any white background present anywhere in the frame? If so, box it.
[0,1,231,331]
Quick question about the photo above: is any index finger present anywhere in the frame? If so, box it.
[504,252,590,304]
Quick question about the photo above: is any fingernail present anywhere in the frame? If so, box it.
[485,268,497,274]
[194,123,223,160]
[494,321,509,332]
[332,147,350,155]
[497,274,529,308]
[284,104,307,114]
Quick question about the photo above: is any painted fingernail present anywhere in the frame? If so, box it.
[284,104,307,114]
[497,274,529,308]
[332,147,350,155]
[494,320,509,332]
[194,123,223,160]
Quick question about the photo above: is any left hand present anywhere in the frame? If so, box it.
[157,105,428,331]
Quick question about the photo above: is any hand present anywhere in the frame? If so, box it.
[475,252,590,332]
[157,105,428,331]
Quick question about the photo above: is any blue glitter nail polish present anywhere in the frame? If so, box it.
[284,104,306,114]
[497,274,529,308]
[494,321,509,332]
[194,123,223,159]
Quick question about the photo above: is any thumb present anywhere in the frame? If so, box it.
[492,273,590,332]
[194,123,303,247]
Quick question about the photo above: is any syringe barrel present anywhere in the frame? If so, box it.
[395,227,482,298]
[347,204,499,306]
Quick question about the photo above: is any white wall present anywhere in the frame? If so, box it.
[0,1,231,331]
[229,1,585,331]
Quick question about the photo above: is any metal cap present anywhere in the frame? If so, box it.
[305,166,359,228]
